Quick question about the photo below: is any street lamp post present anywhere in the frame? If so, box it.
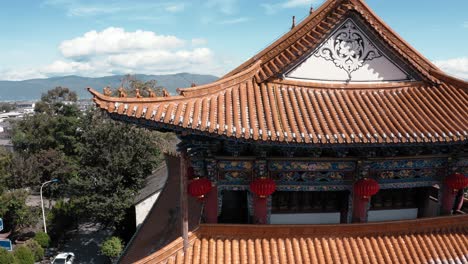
[40,179,59,233]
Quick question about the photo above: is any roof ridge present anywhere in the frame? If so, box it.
[222,0,446,84]
[87,60,261,105]
[222,0,340,79]
[176,60,262,97]
[353,0,439,72]
[197,215,468,237]
[429,69,468,90]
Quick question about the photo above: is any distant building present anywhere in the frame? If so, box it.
[0,112,23,120]
[15,101,36,113]
[76,99,94,112]
[133,166,168,228]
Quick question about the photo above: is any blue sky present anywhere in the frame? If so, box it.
[0,0,467,80]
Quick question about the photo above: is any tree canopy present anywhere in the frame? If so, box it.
[9,84,170,231]
[70,110,160,225]
[34,86,77,114]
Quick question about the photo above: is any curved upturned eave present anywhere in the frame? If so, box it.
[88,60,262,106]
[90,77,468,146]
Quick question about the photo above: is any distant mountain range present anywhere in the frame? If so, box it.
[0,73,218,101]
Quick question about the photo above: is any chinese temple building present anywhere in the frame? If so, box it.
[88,0,468,263]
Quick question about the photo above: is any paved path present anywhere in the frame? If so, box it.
[56,223,111,264]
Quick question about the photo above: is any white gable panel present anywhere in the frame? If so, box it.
[286,18,412,83]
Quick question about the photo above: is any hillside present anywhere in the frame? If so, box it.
[0,73,218,101]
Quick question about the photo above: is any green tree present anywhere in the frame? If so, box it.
[13,246,34,264]
[12,111,81,157]
[70,110,159,225]
[0,102,16,113]
[47,200,77,240]
[7,153,39,189]
[100,236,123,260]
[33,231,50,248]
[10,87,81,191]
[24,239,44,262]
[107,74,166,98]
[0,248,16,264]
[0,190,35,233]
[0,147,12,193]
[13,86,81,157]
[34,86,77,114]
[9,85,165,232]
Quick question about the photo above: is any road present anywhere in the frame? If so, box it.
[55,223,111,264]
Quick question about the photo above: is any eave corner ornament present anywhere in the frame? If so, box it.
[314,20,382,79]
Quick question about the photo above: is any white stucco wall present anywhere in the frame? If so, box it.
[270,212,341,224]
[367,208,418,222]
[286,18,412,83]
[135,192,161,227]
[287,55,408,82]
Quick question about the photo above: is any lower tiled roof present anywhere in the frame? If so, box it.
[137,215,468,264]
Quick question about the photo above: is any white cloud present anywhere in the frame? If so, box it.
[463,22,468,28]
[434,57,468,80]
[59,27,185,58]
[0,68,47,81]
[106,48,213,72]
[191,38,208,46]
[262,0,323,15]
[0,27,231,80]
[219,17,250,25]
[42,60,94,75]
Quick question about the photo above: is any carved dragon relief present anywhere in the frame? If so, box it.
[314,20,382,79]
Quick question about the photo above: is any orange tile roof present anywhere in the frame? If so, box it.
[88,69,468,144]
[88,0,468,145]
[135,215,468,264]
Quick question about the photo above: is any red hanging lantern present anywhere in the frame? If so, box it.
[354,178,380,199]
[445,173,468,192]
[188,178,212,199]
[250,177,276,198]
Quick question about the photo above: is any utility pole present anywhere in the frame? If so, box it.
[40,179,59,233]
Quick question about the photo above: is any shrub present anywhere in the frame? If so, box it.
[101,236,123,259]
[0,248,16,264]
[33,231,50,248]
[13,246,34,264]
[25,239,44,262]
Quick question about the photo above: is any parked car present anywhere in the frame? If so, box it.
[51,252,75,264]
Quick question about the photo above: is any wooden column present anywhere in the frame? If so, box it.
[204,186,218,223]
[353,160,371,223]
[454,189,465,212]
[204,158,218,223]
[253,196,268,224]
[179,149,189,252]
[441,186,457,215]
[352,196,370,223]
[252,159,269,224]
